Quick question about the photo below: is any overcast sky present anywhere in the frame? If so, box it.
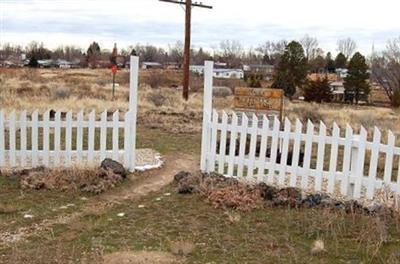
[1,0,399,55]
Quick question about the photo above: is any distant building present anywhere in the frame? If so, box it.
[329,80,368,104]
[336,68,348,79]
[189,65,244,79]
[141,62,163,70]
[37,59,54,68]
[213,69,244,79]
[329,81,345,102]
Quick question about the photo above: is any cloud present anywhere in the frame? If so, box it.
[1,0,399,54]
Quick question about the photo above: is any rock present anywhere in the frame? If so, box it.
[100,159,127,178]
[173,171,191,184]
[258,183,278,201]
[178,177,198,194]
[273,187,302,207]
[302,193,330,208]
[365,203,392,216]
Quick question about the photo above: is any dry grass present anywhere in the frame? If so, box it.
[1,68,400,136]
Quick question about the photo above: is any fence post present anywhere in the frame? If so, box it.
[200,61,214,172]
[128,56,139,172]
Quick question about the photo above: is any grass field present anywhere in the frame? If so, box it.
[0,128,399,263]
[1,68,400,263]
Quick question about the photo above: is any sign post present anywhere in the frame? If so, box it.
[234,87,284,123]
[111,65,118,100]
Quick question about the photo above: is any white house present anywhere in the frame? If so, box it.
[189,65,244,79]
[336,68,348,79]
[329,81,345,101]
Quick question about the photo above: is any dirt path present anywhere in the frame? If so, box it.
[0,154,199,247]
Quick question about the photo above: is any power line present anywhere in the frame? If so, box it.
[160,0,212,101]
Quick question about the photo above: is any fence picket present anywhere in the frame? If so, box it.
[290,119,303,187]
[278,118,291,186]
[218,111,228,174]
[100,110,107,161]
[112,111,119,161]
[77,110,84,161]
[237,113,248,178]
[315,121,326,191]
[227,112,238,177]
[88,110,96,163]
[0,111,4,166]
[340,125,353,196]
[208,110,219,172]
[353,126,368,199]
[65,111,72,165]
[9,111,16,167]
[327,123,340,194]
[31,110,39,167]
[267,117,280,184]
[247,114,258,179]
[54,111,61,165]
[20,111,27,167]
[301,120,314,190]
[257,115,270,182]
[124,111,132,168]
[43,110,50,166]
[366,127,381,199]
[383,130,395,185]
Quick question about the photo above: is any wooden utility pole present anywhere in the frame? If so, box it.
[159,0,212,101]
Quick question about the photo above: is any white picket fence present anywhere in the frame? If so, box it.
[199,61,400,201]
[201,110,400,200]
[0,109,136,171]
[0,56,139,171]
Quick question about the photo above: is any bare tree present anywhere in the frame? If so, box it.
[300,35,319,60]
[256,40,287,65]
[218,40,244,67]
[385,36,400,63]
[371,37,400,106]
[337,38,357,59]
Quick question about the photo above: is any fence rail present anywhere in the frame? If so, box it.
[202,110,400,200]
[0,109,136,171]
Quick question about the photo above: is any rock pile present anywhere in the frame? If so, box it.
[2,159,127,194]
[174,171,397,217]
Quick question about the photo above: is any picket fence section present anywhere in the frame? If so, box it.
[0,109,136,171]
[201,110,400,200]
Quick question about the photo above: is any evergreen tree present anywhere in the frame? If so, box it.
[86,42,101,67]
[272,41,307,98]
[303,76,332,103]
[335,52,347,68]
[344,52,370,104]
[130,49,137,56]
[110,43,118,65]
[325,52,336,72]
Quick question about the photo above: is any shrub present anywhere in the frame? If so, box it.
[303,77,332,103]
[52,86,71,100]
[148,91,166,107]
[244,73,262,88]
[147,71,165,89]
[213,86,232,97]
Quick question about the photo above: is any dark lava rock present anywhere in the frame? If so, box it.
[258,183,278,201]
[365,203,392,216]
[273,187,302,207]
[178,176,200,194]
[174,171,191,184]
[100,159,127,178]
